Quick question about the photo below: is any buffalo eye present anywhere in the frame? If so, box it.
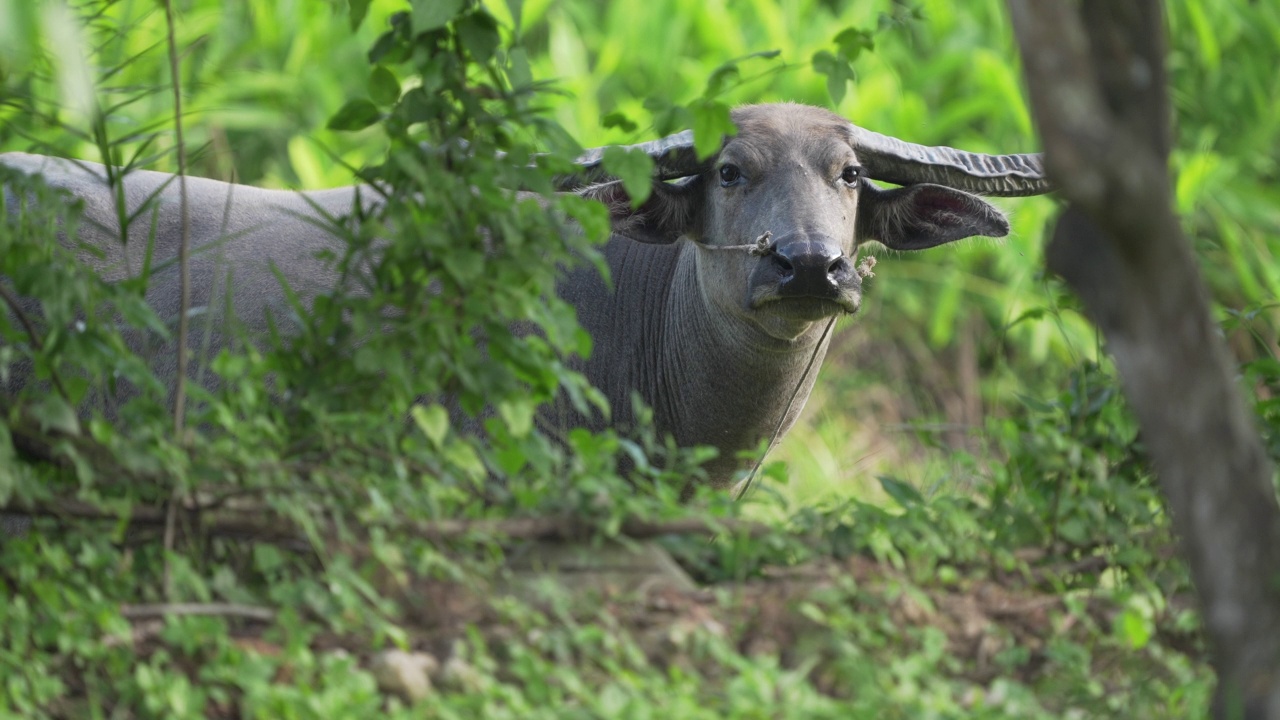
[719,164,743,187]
[840,165,863,186]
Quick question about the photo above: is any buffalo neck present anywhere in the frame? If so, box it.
[568,236,835,489]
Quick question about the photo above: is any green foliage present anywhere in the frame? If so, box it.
[984,364,1158,552]
[0,1,723,714]
[600,146,654,207]
[812,27,875,105]
[4,0,1275,716]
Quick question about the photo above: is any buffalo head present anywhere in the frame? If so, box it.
[576,104,1047,343]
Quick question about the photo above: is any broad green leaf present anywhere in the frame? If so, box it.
[1115,607,1154,650]
[31,394,80,436]
[704,65,740,98]
[878,475,924,507]
[646,98,692,137]
[601,146,655,208]
[443,250,484,283]
[833,27,874,61]
[498,398,535,438]
[812,50,854,105]
[690,100,734,160]
[505,0,523,30]
[507,46,532,88]
[444,441,487,481]
[348,0,371,30]
[601,111,637,133]
[411,0,464,34]
[369,65,400,106]
[457,11,500,63]
[761,460,789,484]
[326,98,381,131]
[1015,392,1058,413]
[412,404,450,446]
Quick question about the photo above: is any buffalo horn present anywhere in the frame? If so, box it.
[849,126,1049,198]
[568,124,1050,198]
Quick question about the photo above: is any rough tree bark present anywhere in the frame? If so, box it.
[1007,2,1280,716]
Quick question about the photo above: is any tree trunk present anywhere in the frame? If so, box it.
[1007,2,1280,716]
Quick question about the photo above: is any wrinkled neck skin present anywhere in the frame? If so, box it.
[562,235,837,490]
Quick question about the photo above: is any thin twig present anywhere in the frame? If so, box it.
[733,316,837,501]
[121,603,276,623]
[162,0,192,439]
[6,497,770,543]
[161,0,191,602]
[0,282,72,402]
[408,515,771,541]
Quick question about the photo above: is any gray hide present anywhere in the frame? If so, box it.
[0,152,367,386]
[1,103,1048,490]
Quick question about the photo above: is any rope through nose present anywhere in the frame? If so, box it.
[694,231,776,254]
[694,233,879,281]
[749,231,774,256]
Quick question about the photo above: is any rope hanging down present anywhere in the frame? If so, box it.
[729,248,877,501]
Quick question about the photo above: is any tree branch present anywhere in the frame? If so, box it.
[161,0,192,604]
[121,603,276,623]
[4,496,769,544]
[1009,2,1280,715]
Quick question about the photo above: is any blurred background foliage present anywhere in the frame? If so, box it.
[1,0,1277,507]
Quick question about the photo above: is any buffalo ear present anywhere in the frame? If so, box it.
[581,176,705,245]
[857,181,1010,251]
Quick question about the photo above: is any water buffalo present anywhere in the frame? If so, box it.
[1,103,1049,491]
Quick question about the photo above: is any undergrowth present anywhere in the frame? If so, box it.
[3,0,1275,717]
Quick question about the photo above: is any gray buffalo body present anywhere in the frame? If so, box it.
[1,104,1049,490]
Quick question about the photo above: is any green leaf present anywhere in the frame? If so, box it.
[411,0,464,34]
[878,475,924,507]
[31,394,80,436]
[1115,607,1154,650]
[411,404,450,446]
[498,398,535,438]
[505,0,524,29]
[456,11,500,63]
[444,441,487,481]
[704,65,740,98]
[833,27,875,61]
[601,111,637,134]
[368,28,398,64]
[348,0,372,30]
[443,250,484,283]
[601,146,655,208]
[761,460,789,484]
[690,100,734,160]
[369,66,400,106]
[507,46,532,88]
[326,98,381,131]
[812,50,854,105]
[1015,392,1057,413]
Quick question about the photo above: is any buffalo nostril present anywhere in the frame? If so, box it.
[772,253,794,279]
[827,256,852,281]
